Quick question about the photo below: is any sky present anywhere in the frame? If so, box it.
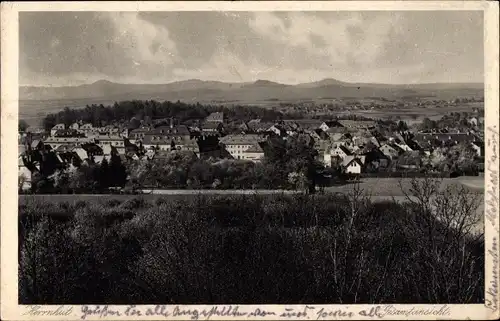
[19,11,484,86]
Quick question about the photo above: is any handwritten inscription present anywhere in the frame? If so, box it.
[81,306,122,319]
[485,126,499,229]
[75,304,453,320]
[486,236,499,312]
[382,305,450,317]
[485,126,500,314]
[23,305,73,317]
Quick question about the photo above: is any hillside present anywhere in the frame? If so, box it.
[20,78,484,102]
[19,78,483,125]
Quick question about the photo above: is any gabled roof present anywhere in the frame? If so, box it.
[336,145,353,155]
[142,134,197,146]
[148,125,190,136]
[205,112,224,122]
[220,134,264,145]
[342,156,365,167]
[54,144,76,153]
[201,122,223,130]
[245,143,264,153]
[247,121,274,131]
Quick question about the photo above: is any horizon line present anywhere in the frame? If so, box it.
[19,77,485,88]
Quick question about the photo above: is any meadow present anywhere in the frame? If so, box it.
[19,179,484,304]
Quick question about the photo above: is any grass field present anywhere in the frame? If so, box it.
[18,177,485,234]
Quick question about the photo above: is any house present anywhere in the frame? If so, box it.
[94,135,126,148]
[379,143,401,160]
[70,122,80,130]
[342,156,366,174]
[50,124,65,136]
[142,134,199,154]
[268,124,284,136]
[352,134,380,147]
[73,147,89,162]
[238,122,250,133]
[413,132,478,149]
[471,141,484,157]
[205,112,224,123]
[79,123,94,134]
[201,122,224,135]
[319,120,343,132]
[284,119,323,133]
[43,136,91,150]
[93,155,112,165]
[53,128,83,137]
[247,120,274,133]
[331,145,352,159]
[149,125,191,137]
[25,126,45,134]
[362,149,390,170]
[219,134,265,160]
[242,143,265,162]
[18,156,32,191]
[323,145,353,167]
[393,140,414,152]
[468,117,478,127]
[129,127,151,143]
[140,125,192,148]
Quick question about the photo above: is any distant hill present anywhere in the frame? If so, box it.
[20,78,484,101]
[19,78,483,121]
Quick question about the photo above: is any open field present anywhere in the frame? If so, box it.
[19,97,483,127]
[324,177,484,195]
[18,177,485,203]
[19,177,485,234]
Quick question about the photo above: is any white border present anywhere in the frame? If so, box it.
[1,1,499,320]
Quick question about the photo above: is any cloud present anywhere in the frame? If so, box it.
[247,11,401,68]
[19,11,483,86]
[99,12,177,65]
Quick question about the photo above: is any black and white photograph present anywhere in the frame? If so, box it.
[1,1,499,320]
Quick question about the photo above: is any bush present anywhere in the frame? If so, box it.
[19,186,484,304]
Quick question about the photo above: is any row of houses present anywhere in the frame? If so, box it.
[20,112,485,186]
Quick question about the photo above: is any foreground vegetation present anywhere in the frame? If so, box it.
[19,179,484,304]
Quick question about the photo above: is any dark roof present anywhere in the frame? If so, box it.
[54,129,82,137]
[142,134,197,146]
[322,120,342,127]
[147,125,190,136]
[205,112,224,122]
[246,143,264,153]
[220,134,264,145]
[414,133,478,144]
[130,127,151,134]
[201,122,223,130]
[338,145,353,156]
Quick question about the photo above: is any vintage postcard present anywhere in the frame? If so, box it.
[1,1,499,320]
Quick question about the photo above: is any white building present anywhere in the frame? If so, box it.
[342,156,366,174]
[220,134,265,160]
[50,124,65,136]
[242,143,265,162]
[43,137,91,150]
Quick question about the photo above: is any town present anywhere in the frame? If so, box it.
[18,100,485,193]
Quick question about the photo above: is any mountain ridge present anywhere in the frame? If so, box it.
[19,78,484,102]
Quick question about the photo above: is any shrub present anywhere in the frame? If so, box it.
[19,185,484,304]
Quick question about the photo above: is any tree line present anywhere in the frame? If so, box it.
[41,100,288,131]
